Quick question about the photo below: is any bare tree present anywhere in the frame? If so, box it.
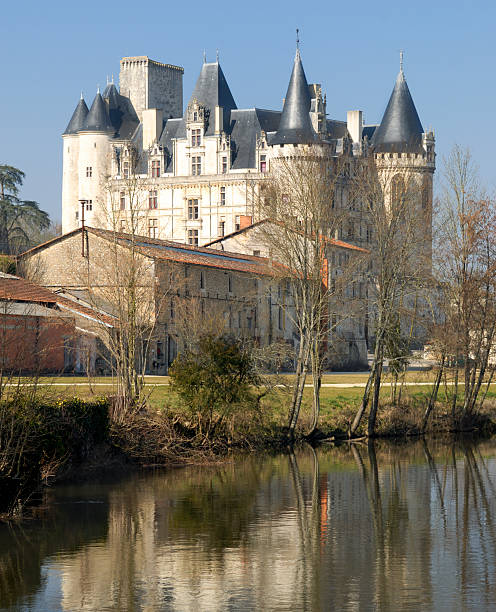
[433,146,496,423]
[256,148,366,438]
[350,156,432,436]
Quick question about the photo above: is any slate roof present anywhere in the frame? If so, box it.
[158,118,181,171]
[371,70,424,153]
[63,96,89,135]
[230,109,281,170]
[176,62,237,138]
[271,49,317,146]
[83,92,114,133]
[102,83,140,140]
[0,272,115,326]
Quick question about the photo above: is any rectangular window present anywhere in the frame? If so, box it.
[218,219,225,237]
[148,218,158,239]
[187,229,199,246]
[120,192,125,210]
[222,157,227,173]
[253,250,260,257]
[149,190,158,209]
[200,270,205,289]
[260,155,267,173]
[86,201,92,211]
[120,219,126,232]
[228,275,232,293]
[235,215,240,231]
[278,306,283,330]
[151,160,160,178]
[86,167,92,178]
[123,161,129,179]
[188,198,199,220]
[170,298,174,320]
[220,186,226,206]
[191,129,201,147]
[192,156,202,176]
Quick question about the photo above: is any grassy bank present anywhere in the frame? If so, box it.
[3,372,496,519]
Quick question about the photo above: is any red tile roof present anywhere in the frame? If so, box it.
[0,273,115,327]
[204,219,369,253]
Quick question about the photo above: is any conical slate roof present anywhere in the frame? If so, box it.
[178,62,237,136]
[83,92,114,133]
[371,70,424,153]
[63,96,89,135]
[271,49,317,146]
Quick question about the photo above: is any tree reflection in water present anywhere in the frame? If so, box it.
[0,440,496,611]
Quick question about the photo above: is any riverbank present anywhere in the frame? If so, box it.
[2,377,496,520]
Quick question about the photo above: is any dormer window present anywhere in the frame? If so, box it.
[193,111,198,121]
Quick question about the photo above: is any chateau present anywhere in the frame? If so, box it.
[31,46,437,373]
[61,48,435,251]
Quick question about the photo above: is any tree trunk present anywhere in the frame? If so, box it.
[368,358,383,437]
[422,355,445,433]
[350,361,376,435]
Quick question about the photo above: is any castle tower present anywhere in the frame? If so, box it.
[62,95,88,233]
[271,47,317,146]
[119,56,184,121]
[76,90,114,231]
[371,60,435,268]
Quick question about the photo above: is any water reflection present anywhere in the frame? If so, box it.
[1,439,496,611]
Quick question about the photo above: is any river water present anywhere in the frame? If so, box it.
[1,438,496,611]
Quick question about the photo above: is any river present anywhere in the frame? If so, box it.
[1,438,496,611]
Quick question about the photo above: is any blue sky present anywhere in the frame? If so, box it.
[0,0,494,221]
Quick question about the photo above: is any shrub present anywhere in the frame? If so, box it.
[0,396,109,517]
[169,335,261,441]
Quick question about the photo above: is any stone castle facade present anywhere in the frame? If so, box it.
[61,49,435,253]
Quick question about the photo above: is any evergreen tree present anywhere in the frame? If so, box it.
[0,165,50,254]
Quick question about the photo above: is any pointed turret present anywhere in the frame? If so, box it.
[371,67,424,153]
[271,48,317,146]
[83,91,114,133]
[63,95,89,135]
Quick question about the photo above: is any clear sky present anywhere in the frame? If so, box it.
[0,0,494,222]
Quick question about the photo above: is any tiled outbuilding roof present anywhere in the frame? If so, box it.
[0,272,115,326]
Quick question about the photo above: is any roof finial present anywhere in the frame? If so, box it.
[216,48,219,62]
[111,74,114,84]
[97,85,100,94]
[296,28,300,50]
[80,91,84,100]
[106,75,109,85]
[203,49,206,63]
[400,49,404,74]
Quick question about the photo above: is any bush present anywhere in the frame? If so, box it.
[169,335,261,441]
[0,396,109,517]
